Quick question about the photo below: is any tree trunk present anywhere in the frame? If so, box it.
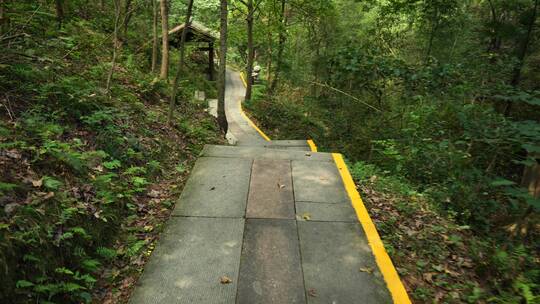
[208,42,215,80]
[0,0,5,36]
[270,0,286,92]
[522,158,540,198]
[123,0,133,41]
[106,0,122,93]
[487,0,502,52]
[167,0,194,125]
[217,0,228,134]
[160,0,169,80]
[245,0,255,101]
[151,0,159,73]
[265,17,273,84]
[55,0,64,29]
[505,0,539,116]
[100,0,105,10]
[510,0,538,87]
[425,17,439,62]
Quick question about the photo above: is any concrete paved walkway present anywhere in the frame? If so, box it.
[129,71,402,303]
[224,69,267,146]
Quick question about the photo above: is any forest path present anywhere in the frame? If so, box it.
[223,69,267,146]
[129,70,406,304]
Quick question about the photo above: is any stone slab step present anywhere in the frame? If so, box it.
[298,221,392,304]
[201,145,333,162]
[236,219,306,304]
[246,160,295,219]
[207,99,218,118]
[173,157,252,218]
[292,160,350,204]
[129,217,244,304]
[295,201,358,222]
[237,140,311,151]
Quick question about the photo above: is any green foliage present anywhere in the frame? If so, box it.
[0,1,224,303]
[241,0,540,301]
[0,182,18,194]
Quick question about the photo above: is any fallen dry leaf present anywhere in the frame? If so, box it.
[148,190,161,198]
[277,183,285,189]
[423,272,436,283]
[302,213,311,221]
[5,150,21,159]
[220,276,232,284]
[32,179,43,187]
[359,267,374,274]
[308,288,317,297]
[42,192,55,200]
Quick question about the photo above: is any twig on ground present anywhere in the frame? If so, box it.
[1,94,15,120]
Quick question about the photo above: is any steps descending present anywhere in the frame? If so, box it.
[130,145,392,304]
[259,140,312,151]
[129,70,404,304]
[201,145,332,162]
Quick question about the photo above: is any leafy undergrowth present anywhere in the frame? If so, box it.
[246,86,540,303]
[0,7,224,303]
[244,83,325,142]
[1,94,224,303]
[351,162,540,303]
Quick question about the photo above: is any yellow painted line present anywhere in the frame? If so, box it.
[307,139,318,152]
[332,153,412,304]
[239,72,248,88]
[238,99,271,141]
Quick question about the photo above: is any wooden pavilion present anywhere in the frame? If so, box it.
[168,21,218,81]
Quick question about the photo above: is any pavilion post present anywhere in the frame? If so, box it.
[209,42,215,81]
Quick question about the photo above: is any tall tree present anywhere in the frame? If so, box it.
[55,0,64,29]
[264,15,273,84]
[167,0,194,125]
[122,0,133,40]
[511,0,539,87]
[270,0,287,92]
[245,0,255,101]
[505,0,539,116]
[151,0,159,73]
[217,0,228,133]
[238,0,262,101]
[160,0,170,80]
[486,0,503,53]
[0,0,5,35]
[106,0,122,93]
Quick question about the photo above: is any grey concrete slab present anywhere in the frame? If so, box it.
[208,99,218,118]
[266,145,311,151]
[130,217,245,304]
[296,201,358,222]
[292,161,350,204]
[236,219,306,304]
[173,157,252,218]
[202,145,333,162]
[236,140,311,150]
[298,221,392,304]
[247,160,295,219]
[268,140,310,146]
[263,140,311,150]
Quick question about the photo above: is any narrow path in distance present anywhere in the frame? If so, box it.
[224,69,267,146]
